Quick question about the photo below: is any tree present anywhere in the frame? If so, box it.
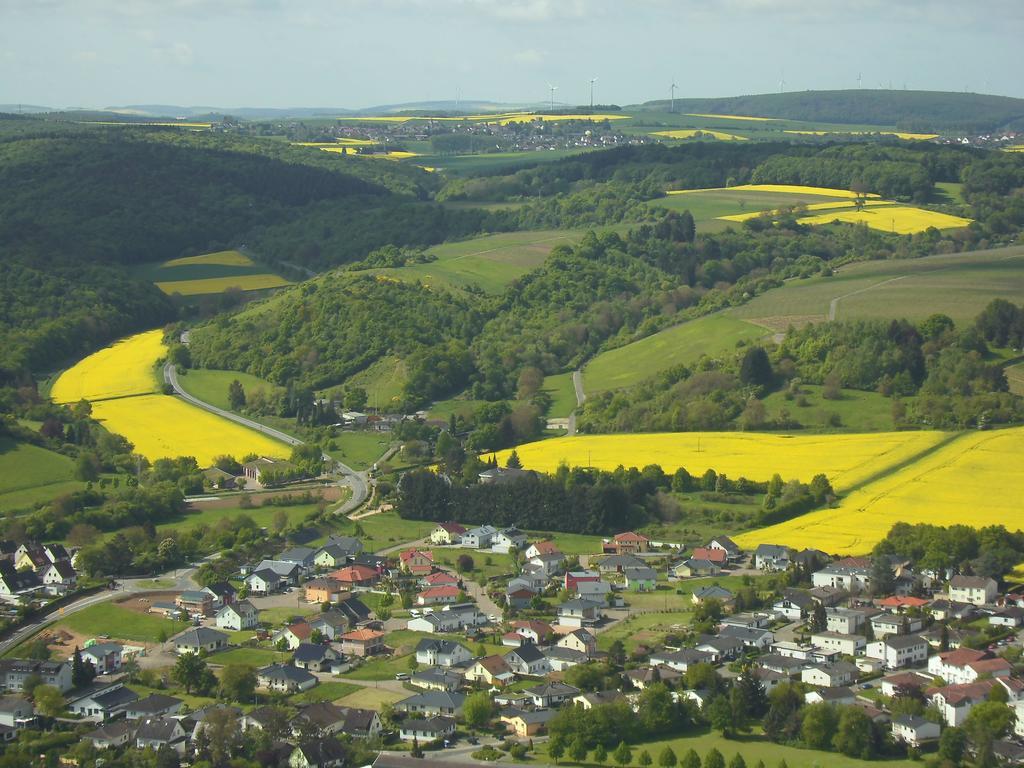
[639,751,652,767]
[613,741,633,767]
[808,602,827,633]
[457,553,475,573]
[343,386,368,411]
[657,746,677,768]
[594,744,608,764]
[703,749,725,768]
[739,347,774,388]
[637,683,677,736]
[173,652,211,694]
[411,737,424,759]
[506,450,522,469]
[870,557,896,596]
[219,664,257,703]
[463,691,494,729]
[764,683,803,744]
[707,694,734,738]
[549,735,566,764]
[201,707,243,766]
[728,755,747,768]
[680,750,700,768]
[228,379,246,410]
[609,639,626,667]
[32,685,65,717]
[72,647,96,688]
[938,726,967,764]
[21,673,43,699]
[800,702,839,750]
[272,508,289,534]
[569,738,589,763]
[964,699,1015,757]
[832,706,875,759]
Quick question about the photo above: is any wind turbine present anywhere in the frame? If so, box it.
[779,79,786,93]
[589,77,598,109]
[670,81,677,113]
[857,72,863,89]
[547,83,558,110]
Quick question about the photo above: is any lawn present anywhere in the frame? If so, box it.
[0,438,81,513]
[527,531,604,557]
[1007,362,1024,397]
[542,372,578,418]
[257,605,320,627]
[582,315,766,395]
[596,611,693,653]
[729,243,1024,327]
[430,550,517,582]
[351,512,436,552]
[175,368,283,412]
[650,187,855,226]
[290,681,362,705]
[209,647,288,667]
[154,502,320,537]
[337,687,406,709]
[156,274,292,296]
[58,602,188,643]
[135,250,292,296]
[340,355,407,411]
[327,431,393,471]
[761,384,896,432]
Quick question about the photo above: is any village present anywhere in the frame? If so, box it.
[2,519,1024,767]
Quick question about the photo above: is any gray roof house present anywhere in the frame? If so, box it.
[173,627,228,655]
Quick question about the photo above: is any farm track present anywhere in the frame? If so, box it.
[163,362,369,515]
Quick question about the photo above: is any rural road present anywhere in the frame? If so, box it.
[828,276,908,321]
[567,369,586,437]
[163,362,369,515]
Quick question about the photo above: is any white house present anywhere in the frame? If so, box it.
[398,716,455,743]
[461,526,497,549]
[948,576,997,606]
[215,600,259,631]
[173,628,228,655]
[811,560,872,594]
[492,528,528,554]
[801,662,857,688]
[866,635,929,670]
[243,569,282,595]
[811,632,866,657]
[80,643,123,675]
[503,644,551,676]
[754,544,794,572]
[892,715,941,747]
[825,607,869,635]
[414,639,472,668]
[928,648,1011,685]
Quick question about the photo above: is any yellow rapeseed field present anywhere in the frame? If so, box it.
[667,185,880,199]
[52,329,164,403]
[652,129,748,141]
[52,330,288,464]
[784,130,939,141]
[491,114,630,125]
[89,395,285,467]
[799,205,973,234]
[156,274,292,296]
[718,200,895,222]
[685,113,777,122]
[1005,145,1024,153]
[163,250,253,268]
[493,431,946,493]
[735,427,1024,554]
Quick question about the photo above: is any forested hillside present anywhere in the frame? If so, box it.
[638,89,1024,133]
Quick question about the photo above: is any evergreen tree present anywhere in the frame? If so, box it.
[71,647,95,688]
[228,379,246,410]
[657,746,677,768]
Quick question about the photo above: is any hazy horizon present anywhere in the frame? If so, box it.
[2,0,1021,110]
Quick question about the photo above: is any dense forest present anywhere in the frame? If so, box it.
[638,89,1024,133]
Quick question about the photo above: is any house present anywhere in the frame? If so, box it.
[398,716,456,743]
[691,547,728,565]
[558,628,597,655]
[812,631,866,658]
[257,664,318,693]
[674,559,721,578]
[525,540,562,560]
[928,678,1024,726]
[313,538,363,569]
[691,585,734,607]
[870,613,924,639]
[289,737,347,768]
[176,590,214,617]
[695,635,745,662]
[309,610,352,641]
[892,715,941,747]
[40,560,77,591]
[430,523,467,546]
[545,646,590,672]
[173,627,228,655]
[255,559,302,584]
[86,719,135,749]
[492,528,528,554]
[557,598,603,627]
[928,648,1011,685]
[0,659,72,693]
[0,562,41,602]
[294,705,381,740]
[511,620,554,645]
[623,566,657,592]
[216,600,259,631]
[506,586,537,610]
[13,545,48,571]
[135,717,188,754]
[528,552,566,577]
[399,549,434,575]
[577,580,616,604]
[0,695,34,731]
[804,687,856,706]
[626,665,684,689]
[720,611,772,629]
[421,571,459,588]
[398,690,466,718]
[865,635,929,670]
[411,667,464,692]
[275,621,313,650]
[66,680,138,720]
[201,582,237,609]
[243,456,300,485]
[801,661,858,688]
[304,578,344,605]
[754,544,794,572]
[407,604,486,633]
[565,571,601,592]
[293,643,344,673]
[603,531,650,555]
[124,694,184,720]
[80,643,123,675]
[415,639,472,668]
[812,558,873,594]
[707,536,742,562]
[504,643,551,676]
[524,681,580,707]
[339,628,384,657]
[825,607,870,635]
[773,589,816,621]
[949,575,998,606]
[720,625,775,650]
[878,595,930,613]
[880,671,935,698]
[597,554,645,574]
[417,585,460,606]
[464,655,515,687]
[277,546,318,571]
[330,564,379,588]
[930,599,978,622]
[244,568,283,595]
[988,607,1024,627]
[461,525,497,549]
[758,653,809,677]
[648,648,715,673]
[501,707,556,738]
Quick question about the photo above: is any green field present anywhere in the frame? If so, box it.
[650,187,854,227]
[412,149,594,175]
[291,681,362,705]
[730,244,1024,328]
[0,438,85,512]
[349,511,437,552]
[341,355,408,410]
[176,368,283,412]
[258,605,321,627]
[369,230,582,294]
[134,250,291,297]
[337,687,405,709]
[542,372,579,418]
[57,602,188,643]
[761,384,896,432]
[328,431,393,471]
[583,315,766,395]
[1008,362,1024,397]
[210,647,288,667]
[153,502,320,537]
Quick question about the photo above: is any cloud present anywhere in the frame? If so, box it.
[453,0,588,22]
[74,51,100,62]
[513,48,545,65]
[153,41,194,66]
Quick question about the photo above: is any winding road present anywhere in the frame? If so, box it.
[567,369,586,437]
[162,362,369,515]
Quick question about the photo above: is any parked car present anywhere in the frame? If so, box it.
[394,672,410,681]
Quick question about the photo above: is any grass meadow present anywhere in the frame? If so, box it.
[0,437,84,512]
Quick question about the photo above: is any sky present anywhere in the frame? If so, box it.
[1,0,1022,110]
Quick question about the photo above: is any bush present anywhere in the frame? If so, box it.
[472,746,503,761]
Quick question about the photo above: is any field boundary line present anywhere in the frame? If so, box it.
[836,430,964,499]
[448,234,571,262]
